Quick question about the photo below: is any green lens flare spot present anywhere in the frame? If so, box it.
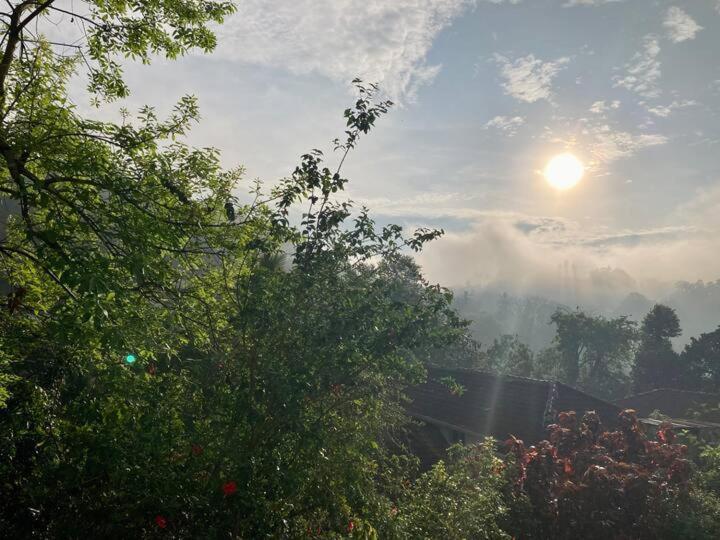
[124,354,137,364]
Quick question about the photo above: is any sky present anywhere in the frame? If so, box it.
[73,0,720,301]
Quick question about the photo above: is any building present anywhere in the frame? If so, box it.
[615,388,720,441]
[615,388,720,421]
[406,367,622,466]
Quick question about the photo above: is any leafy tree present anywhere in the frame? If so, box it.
[0,2,476,536]
[481,334,535,377]
[679,326,720,392]
[0,63,466,537]
[632,304,683,393]
[549,309,637,399]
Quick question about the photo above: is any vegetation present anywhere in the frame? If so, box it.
[1,1,719,538]
[503,410,720,539]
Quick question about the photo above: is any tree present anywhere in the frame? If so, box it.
[0,2,476,532]
[481,334,535,377]
[549,309,637,399]
[680,326,720,392]
[632,304,683,393]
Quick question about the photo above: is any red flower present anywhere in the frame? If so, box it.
[222,480,237,496]
[191,443,203,456]
[347,520,354,533]
[155,515,167,529]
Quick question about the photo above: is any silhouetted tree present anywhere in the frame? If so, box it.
[680,326,720,392]
[550,310,637,399]
[632,304,682,393]
[483,334,535,377]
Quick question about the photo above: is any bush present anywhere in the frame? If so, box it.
[503,410,699,539]
[390,440,509,540]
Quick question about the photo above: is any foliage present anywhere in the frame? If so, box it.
[389,440,509,540]
[548,309,637,399]
[0,3,470,536]
[632,304,683,393]
[680,326,720,392]
[670,444,720,539]
[481,334,535,377]
[503,409,700,540]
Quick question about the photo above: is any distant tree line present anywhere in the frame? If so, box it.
[440,301,720,401]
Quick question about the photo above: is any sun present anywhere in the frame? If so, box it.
[544,153,585,190]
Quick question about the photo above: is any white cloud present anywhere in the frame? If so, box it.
[663,6,703,43]
[416,200,720,301]
[213,0,474,102]
[646,99,697,117]
[483,115,525,135]
[614,35,661,98]
[589,100,621,114]
[589,124,668,163]
[494,54,570,103]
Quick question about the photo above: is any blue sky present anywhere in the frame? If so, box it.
[86,0,720,297]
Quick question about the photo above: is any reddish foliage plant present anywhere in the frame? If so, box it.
[504,410,693,540]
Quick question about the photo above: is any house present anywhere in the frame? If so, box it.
[614,388,720,421]
[405,367,622,467]
[615,388,720,441]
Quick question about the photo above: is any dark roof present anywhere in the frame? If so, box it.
[407,367,621,446]
[615,388,720,420]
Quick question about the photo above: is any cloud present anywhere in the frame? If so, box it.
[212,0,474,102]
[494,54,570,103]
[589,100,621,114]
[587,125,668,163]
[663,6,703,43]
[563,0,624,6]
[483,115,525,135]
[646,99,697,117]
[546,116,668,165]
[415,197,720,306]
[614,35,662,98]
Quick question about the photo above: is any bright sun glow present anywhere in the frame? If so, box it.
[544,153,585,190]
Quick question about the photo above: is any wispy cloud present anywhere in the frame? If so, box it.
[213,0,474,101]
[563,0,625,6]
[614,35,661,98]
[588,124,667,163]
[494,54,570,103]
[646,99,697,118]
[483,115,525,135]
[589,100,621,114]
[663,6,703,43]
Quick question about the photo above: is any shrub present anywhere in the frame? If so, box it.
[390,440,509,540]
[503,410,697,539]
